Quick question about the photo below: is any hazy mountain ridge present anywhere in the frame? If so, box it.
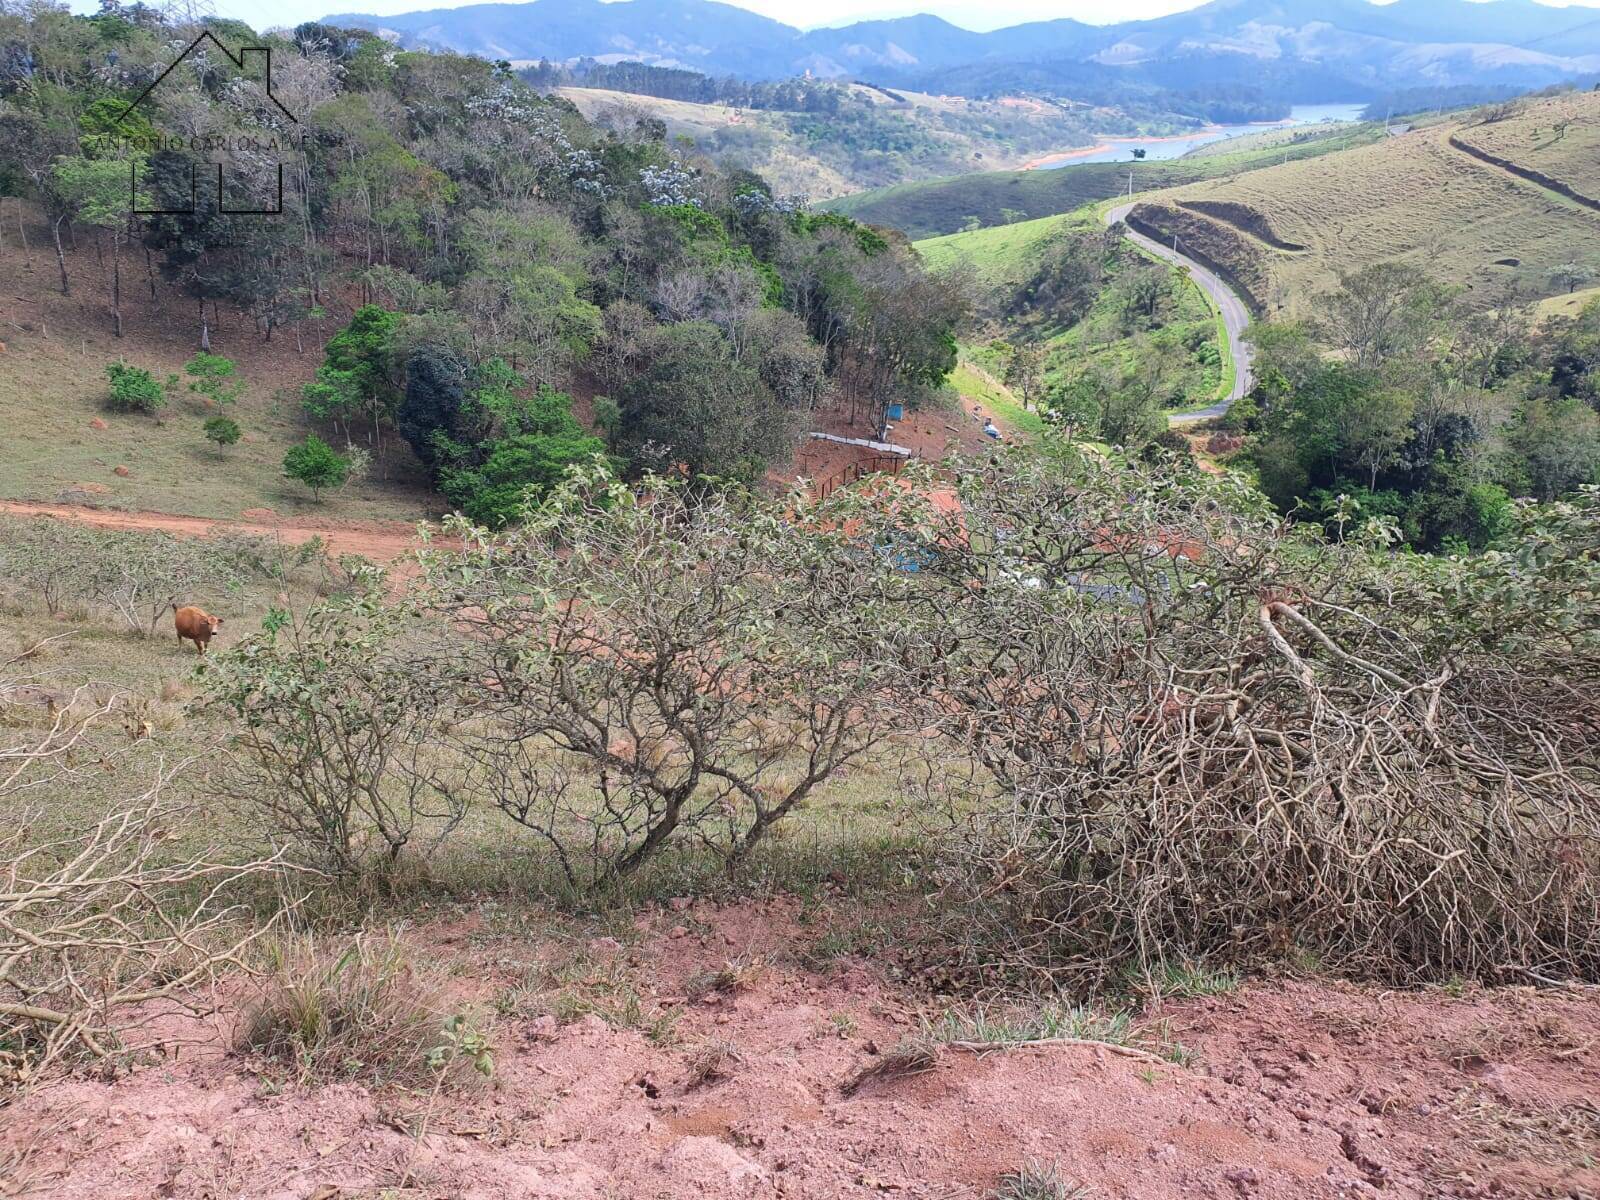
[323,0,1600,93]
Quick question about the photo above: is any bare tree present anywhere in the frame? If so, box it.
[421,466,904,885]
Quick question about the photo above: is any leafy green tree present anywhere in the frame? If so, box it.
[1339,383,1415,492]
[1401,462,1511,550]
[1002,342,1046,411]
[616,322,796,483]
[396,345,471,475]
[456,207,600,386]
[51,154,148,337]
[1506,397,1600,500]
[185,353,244,409]
[284,434,350,501]
[302,306,402,447]
[1315,263,1450,371]
[1096,337,1184,447]
[105,363,167,414]
[203,415,242,451]
[441,387,607,527]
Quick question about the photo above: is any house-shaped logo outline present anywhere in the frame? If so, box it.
[119,31,299,217]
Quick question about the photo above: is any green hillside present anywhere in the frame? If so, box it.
[915,208,1095,289]
[922,205,1233,429]
[826,120,1384,238]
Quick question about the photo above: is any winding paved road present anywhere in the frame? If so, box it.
[1106,202,1254,422]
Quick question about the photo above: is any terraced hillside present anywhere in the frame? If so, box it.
[824,120,1384,238]
[1129,92,1600,317]
[1452,91,1600,203]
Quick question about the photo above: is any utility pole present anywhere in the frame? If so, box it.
[1127,169,1134,198]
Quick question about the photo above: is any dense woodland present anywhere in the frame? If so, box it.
[0,2,967,519]
[1235,266,1600,550]
[977,223,1600,551]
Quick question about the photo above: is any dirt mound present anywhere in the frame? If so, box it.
[6,899,1597,1199]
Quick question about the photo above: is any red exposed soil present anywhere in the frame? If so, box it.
[774,397,1011,497]
[7,899,1597,1200]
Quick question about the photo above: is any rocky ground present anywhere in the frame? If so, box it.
[5,897,1598,1200]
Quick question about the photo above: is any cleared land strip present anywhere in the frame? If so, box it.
[1175,199,1307,252]
[1446,133,1600,214]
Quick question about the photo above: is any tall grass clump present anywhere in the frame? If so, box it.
[236,933,484,1088]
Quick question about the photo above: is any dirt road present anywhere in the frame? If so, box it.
[0,500,437,564]
[1106,201,1255,422]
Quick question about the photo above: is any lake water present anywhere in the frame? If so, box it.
[1035,103,1369,169]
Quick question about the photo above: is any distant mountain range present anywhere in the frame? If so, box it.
[323,0,1600,96]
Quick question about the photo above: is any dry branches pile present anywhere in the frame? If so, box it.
[2,651,290,1093]
[892,452,1600,985]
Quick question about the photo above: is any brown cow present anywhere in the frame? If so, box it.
[172,604,223,655]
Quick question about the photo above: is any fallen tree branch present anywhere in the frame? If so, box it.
[943,1036,1173,1064]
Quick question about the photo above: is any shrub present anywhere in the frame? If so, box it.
[104,362,168,414]
[184,352,244,408]
[438,386,609,528]
[203,415,242,450]
[283,434,350,500]
[202,587,466,874]
[422,463,908,885]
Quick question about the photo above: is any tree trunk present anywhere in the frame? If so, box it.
[111,236,122,338]
[144,246,157,298]
[199,298,211,351]
[51,216,70,296]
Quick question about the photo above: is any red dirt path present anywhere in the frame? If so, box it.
[0,499,437,564]
[6,899,1597,1200]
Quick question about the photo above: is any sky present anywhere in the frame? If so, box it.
[67,0,1600,35]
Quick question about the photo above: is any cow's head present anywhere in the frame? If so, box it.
[206,615,223,634]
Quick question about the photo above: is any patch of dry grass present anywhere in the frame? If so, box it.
[236,932,486,1089]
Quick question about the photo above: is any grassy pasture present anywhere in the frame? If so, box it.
[1536,284,1600,323]
[1453,91,1600,201]
[915,208,1098,291]
[0,206,437,523]
[1139,93,1600,318]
